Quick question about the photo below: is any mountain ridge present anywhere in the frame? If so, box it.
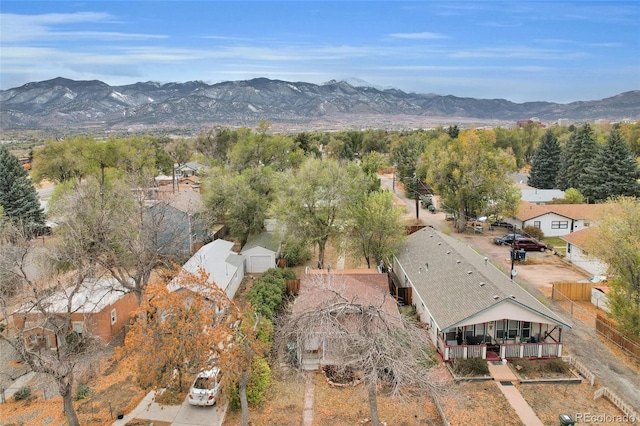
[1,77,638,130]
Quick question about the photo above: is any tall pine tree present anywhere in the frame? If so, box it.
[529,130,561,189]
[556,124,600,193]
[0,146,45,234]
[583,129,640,202]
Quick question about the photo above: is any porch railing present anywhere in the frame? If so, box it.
[500,342,563,359]
[440,338,563,361]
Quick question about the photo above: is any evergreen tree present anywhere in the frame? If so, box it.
[556,124,600,193]
[583,129,640,202]
[529,130,561,189]
[0,146,45,234]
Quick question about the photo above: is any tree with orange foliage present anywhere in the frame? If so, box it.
[118,267,268,426]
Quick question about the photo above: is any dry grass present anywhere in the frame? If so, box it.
[222,370,305,426]
[442,381,525,426]
[313,371,442,426]
[1,355,147,426]
[519,383,624,425]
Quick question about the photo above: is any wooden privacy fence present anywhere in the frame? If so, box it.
[595,314,640,359]
[286,279,300,296]
[552,282,592,301]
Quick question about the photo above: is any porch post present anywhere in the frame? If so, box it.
[463,346,468,359]
[519,345,524,358]
[482,345,487,360]
[537,344,543,358]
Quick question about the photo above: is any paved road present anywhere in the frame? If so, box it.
[113,391,227,426]
[379,173,640,413]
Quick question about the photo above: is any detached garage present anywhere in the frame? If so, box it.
[241,232,281,273]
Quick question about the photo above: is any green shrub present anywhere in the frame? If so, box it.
[281,240,311,266]
[230,357,272,410]
[248,269,287,320]
[13,386,32,402]
[75,382,93,400]
[523,226,544,241]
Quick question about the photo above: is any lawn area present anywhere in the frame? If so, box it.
[544,236,567,255]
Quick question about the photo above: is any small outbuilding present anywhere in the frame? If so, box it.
[241,232,281,273]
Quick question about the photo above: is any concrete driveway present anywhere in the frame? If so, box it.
[113,391,227,426]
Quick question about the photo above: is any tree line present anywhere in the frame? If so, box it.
[1,118,639,424]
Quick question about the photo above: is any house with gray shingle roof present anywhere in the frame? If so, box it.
[392,227,571,361]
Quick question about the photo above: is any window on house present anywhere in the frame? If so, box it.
[464,327,474,341]
[496,321,505,338]
[533,221,541,229]
[551,221,569,229]
[445,331,456,342]
[72,322,84,336]
[522,322,531,338]
[110,309,117,325]
[508,320,519,339]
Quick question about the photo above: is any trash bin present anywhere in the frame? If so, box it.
[558,414,575,425]
[511,250,526,261]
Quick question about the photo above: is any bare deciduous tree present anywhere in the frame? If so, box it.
[0,222,104,426]
[275,273,444,426]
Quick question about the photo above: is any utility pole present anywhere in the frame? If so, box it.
[414,174,419,220]
[510,228,517,280]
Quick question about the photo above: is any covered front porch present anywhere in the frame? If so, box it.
[438,319,565,361]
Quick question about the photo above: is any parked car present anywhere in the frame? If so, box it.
[187,367,222,407]
[513,238,548,252]
[493,234,524,245]
[490,220,515,231]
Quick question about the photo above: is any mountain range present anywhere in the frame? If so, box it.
[1,77,638,131]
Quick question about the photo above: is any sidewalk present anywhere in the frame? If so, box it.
[302,372,315,426]
[488,362,544,426]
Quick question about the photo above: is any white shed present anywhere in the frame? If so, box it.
[241,232,281,273]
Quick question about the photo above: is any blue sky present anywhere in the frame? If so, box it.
[1,1,638,103]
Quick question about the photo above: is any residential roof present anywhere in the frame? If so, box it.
[516,201,556,221]
[176,161,206,171]
[520,189,565,204]
[242,231,281,253]
[559,226,597,248]
[168,239,240,296]
[293,270,402,329]
[395,227,571,331]
[164,189,203,214]
[18,277,130,314]
[516,200,607,222]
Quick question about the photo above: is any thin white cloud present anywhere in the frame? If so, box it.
[449,47,590,61]
[389,32,448,40]
[0,12,164,42]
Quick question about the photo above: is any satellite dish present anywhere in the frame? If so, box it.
[511,269,518,277]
